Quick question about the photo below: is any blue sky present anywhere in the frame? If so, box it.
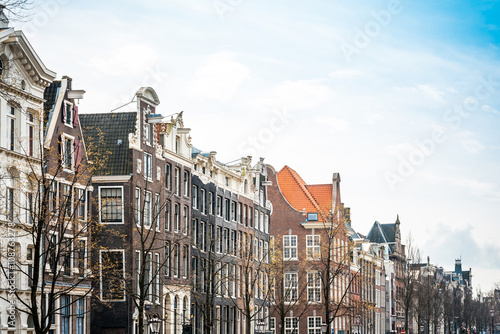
[15,0,500,291]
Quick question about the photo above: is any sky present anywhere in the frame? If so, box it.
[12,0,500,292]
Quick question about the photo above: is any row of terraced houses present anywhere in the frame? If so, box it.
[0,16,414,334]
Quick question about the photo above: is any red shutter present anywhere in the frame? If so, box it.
[73,105,79,127]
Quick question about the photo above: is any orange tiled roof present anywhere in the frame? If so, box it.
[277,166,332,221]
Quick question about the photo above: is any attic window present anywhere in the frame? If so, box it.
[307,213,318,221]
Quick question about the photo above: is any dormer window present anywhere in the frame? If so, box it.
[175,136,180,153]
[63,101,73,127]
[307,213,318,221]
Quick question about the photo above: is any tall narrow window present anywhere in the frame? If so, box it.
[100,187,123,223]
[183,205,188,235]
[64,102,73,126]
[184,171,189,196]
[182,245,188,278]
[27,112,34,157]
[306,235,321,260]
[200,189,206,214]
[173,244,179,277]
[100,250,125,301]
[144,153,152,180]
[284,272,298,302]
[216,196,222,216]
[174,204,180,232]
[8,106,16,151]
[174,167,180,195]
[192,185,198,209]
[62,237,72,276]
[77,189,86,221]
[63,184,72,218]
[76,298,85,334]
[166,163,172,190]
[61,295,71,334]
[165,242,171,277]
[307,272,321,302]
[144,191,152,227]
[285,317,299,334]
[165,200,171,231]
[283,235,298,260]
[135,188,141,225]
[154,194,160,230]
[6,187,14,222]
[208,192,214,215]
[77,240,86,278]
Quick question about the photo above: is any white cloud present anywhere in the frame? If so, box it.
[89,44,159,76]
[266,79,331,112]
[188,52,250,102]
[384,143,416,156]
[320,116,351,132]
[451,178,500,202]
[460,139,485,153]
[481,104,500,115]
[329,69,360,79]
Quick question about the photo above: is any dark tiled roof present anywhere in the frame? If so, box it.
[43,81,61,132]
[366,222,387,243]
[381,224,396,242]
[79,112,136,176]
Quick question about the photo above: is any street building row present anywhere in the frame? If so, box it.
[0,16,478,334]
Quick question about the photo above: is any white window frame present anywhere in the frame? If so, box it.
[135,187,141,226]
[306,235,321,260]
[63,101,73,127]
[283,235,297,260]
[61,133,75,171]
[308,316,322,334]
[284,272,298,303]
[183,171,189,197]
[285,317,299,334]
[144,153,153,181]
[144,191,152,228]
[307,271,321,303]
[99,186,124,224]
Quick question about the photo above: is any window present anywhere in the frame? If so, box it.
[64,101,73,126]
[231,201,236,221]
[48,181,57,212]
[182,245,188,278]
[285,317,299,334]
[165,200,171,231]
[174,167,180,195]
[154,194,160,230]
[27,112,34,157]
[100,250,125,301]
[308,317,322,334]
[183,205,188,235]
[208,192,214,215]
[27,246,33,287]
[165,242,171,277]
[144,191,152,227]
[135,188,141,225]
[184,171,189,196]
[145,253,152,300]
[283,235,297,260]
[224,198,230,220]
[62,184,72,218]
[200,189,206,214]
[61,135,74,170]
[284,272,298,302]
[155,254,160,302]
[174,204,180,232]
[76,298,85,334]
[307,272,321,302]
[166,163,172,189]
[62,237,72,276]
[200,221,205,251]
[77,240,86,278]
[77,189,86,220]
[100,187,123,223]
[144,153,153,180]
[61,295,71,334]
[306,235,321,260]
[173,244,179,277]
[6,187,14,221]
[7,106,16,151]
[270,318,276,333]
[216,196,222,216]
[192,185,198,209]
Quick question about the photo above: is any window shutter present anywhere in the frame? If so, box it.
[74,138,82,170]
[73,105,79,127]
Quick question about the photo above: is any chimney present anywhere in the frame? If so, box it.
[0,5,9,29]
